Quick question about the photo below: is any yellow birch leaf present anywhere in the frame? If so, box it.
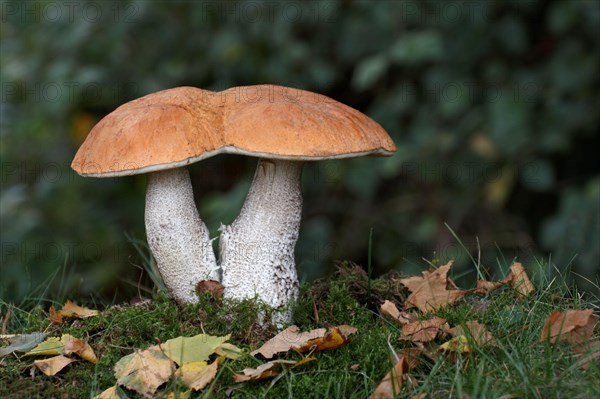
[214,342,242,360]
[34,355,75,376]
[93,385,130,399]
[162,334,230,365]
[293,327,354,353]
[24,337,64,356]
[176,360,219,391]
[114,346,175,398]
[163,390,191,399]
[439,335,470,353]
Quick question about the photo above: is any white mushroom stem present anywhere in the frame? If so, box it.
[145,167,219,304]
[219,159,303,323]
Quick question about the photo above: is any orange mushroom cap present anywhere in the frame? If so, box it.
[71,85,396,177]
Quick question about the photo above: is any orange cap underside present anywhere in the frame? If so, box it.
[72,85,397,176]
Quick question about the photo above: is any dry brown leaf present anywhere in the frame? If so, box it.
[195,280,224,299]
[293,326,354,353]
[368,356,408,399]
[380,300,414,325]
[400,317,449,343]
[399,261,467,313]
[411,394,427,399]
[63,335,97,363]
[250,325,356,358]
[114,346,175,398]
[397,347,423,369]
[573,340,600,370]
[449,321,496,346]
[475,279,505,293]
[176,360,218,391]
[414,342,440,363]
[50,300,98,324]
[539,309,597,345]
[251,326,323,358]
[34,355,75,376]
[509,262,535,299]
[475,262,535,300]
[233,359,298,382]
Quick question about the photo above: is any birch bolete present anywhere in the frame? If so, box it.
[71,85,396,322]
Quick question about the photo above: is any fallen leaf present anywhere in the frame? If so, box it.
[94,386,130,399]
[380,300,414,325]
[251,325,357,358]
[233,359,298,382]
[439,335,470,353]
[63,335,97,363]
[291,354,317,368]
[114,346,175,398]
[448,321,496,346]
[0,332,48,357]
[162,333,231,365]
[397,347,423,369]
[508,263,535,300]
[176,360,218,391]
[476,279,505,293]
[399,261,467,313]
[293,326,354,353]
[573,340,600,370]
[475,262,534,300]
[163,390,191,399]
[214,342,242,360]
[539,309,597,345]
[25,334,96,363]
[34,355,75,376]
[413,342,440,363]
[400,317,449,343]
[24,336,64,356]
[50,300,98,324]
[368,356,408,399]
[195,280,224,299]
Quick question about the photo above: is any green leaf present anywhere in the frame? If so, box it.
[389,31,443,64]
[352,54,389,91]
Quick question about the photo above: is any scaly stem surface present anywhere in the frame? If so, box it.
[220,159,303,323]
[145,168,219,303]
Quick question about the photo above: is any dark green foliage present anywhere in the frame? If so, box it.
[1,0,598,303]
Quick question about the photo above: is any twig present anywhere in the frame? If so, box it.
[1,305,11,334]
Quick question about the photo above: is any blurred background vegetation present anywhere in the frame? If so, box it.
[1,0,598,305]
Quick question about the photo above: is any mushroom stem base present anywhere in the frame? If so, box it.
[145,168,219,304]
[219,159,303,324]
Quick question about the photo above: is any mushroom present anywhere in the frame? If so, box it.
[71,85,396,321]
[217,85,396,323]
[71,87,223,304]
